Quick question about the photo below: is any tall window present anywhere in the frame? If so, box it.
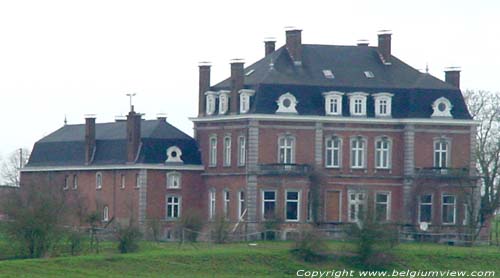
[120,174,125,189]
[239,89,255,114]
[223,136,231,166]
[96,172,103,190]
[64,175,70,190]
[218,91,229,115]
[419,194,433,223]
[167,172,181,189]
[209,190,216,220]
[348,192,366,222]
[354,99,363,114]
[238,191,246,219]
[434,140,449,168]
[73,175,78,190]
[325,136,341,168]
[285,190,300,222]
[278,136,294,164]
[205,92,217,115]
[238,136,246,166]
[166,196,181,219]
[223,191,230,219]
[375,137,391,169]
[375,192,391,221]
[103,206,109,222]
[350,137,365,169]
[262,190,276,220]
[307,191,312,222]
[135,174,140,188]
[209,136,217,167]
[442,195,456,224]
[463,204,470,226]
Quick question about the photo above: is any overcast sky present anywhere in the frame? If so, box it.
[0,0,499,164]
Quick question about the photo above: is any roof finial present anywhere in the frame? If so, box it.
[425,63,429,74]
[126,93,137,112]
[64,115,67,125]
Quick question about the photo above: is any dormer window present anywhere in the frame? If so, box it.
[205,91,218,115]
[276,92,298,114]
[322,69,335,79]
[322,91,344,116]
[364,71,375,78]
[431,97,453,118]
[373,93,394,117]
[347,92,368,116]
[239,89,255,114]
[166,146,183,163]
[218,90,230,115]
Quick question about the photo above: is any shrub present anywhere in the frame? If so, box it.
[115,224,142,253]
[67,229,83,256]
[212,216,229,243]
[291,229,327,262]
[177,209,204,242]
[262,217,281,240]
[146,218,161,242]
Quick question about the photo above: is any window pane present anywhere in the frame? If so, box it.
[264,191,275,200]
[286,202,298,220]
[287,191,298,200]
[420,204,432,222]
[376,193,388,203]
[421,195,432,203]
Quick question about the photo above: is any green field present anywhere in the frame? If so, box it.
[0,240,498,278]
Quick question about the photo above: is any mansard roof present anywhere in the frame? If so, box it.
[27,119,202,167]
[211,45,472,119]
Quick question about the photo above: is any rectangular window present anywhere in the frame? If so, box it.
[64,175,70,190]
[209,137,217,167]
[238,136,246,166]
[166,196,181,219]
[167,172,181,189]
[434,141,448,168]
[351,138,365,168]
[96,172,102,190]
[209,190,216,220]
[103,206,109,222]
[307,191,312,222]
[375,139,390,169]
[135,174,140,188]
[73,175,78,190]
[120,174,125,189]
[379,99,387,115]
[223,191,230,219]
[262,190,276,220]
[325,137,341,168]
[419,194,433,223]
[322,69,334,79]
[285,190,300,222]
[375,192,391,221]
[354,99,363,114]
[348,192,366,222]
[238,191,246,219]
[463,204,470,226]
[442,195,456,224]
[278,136,294,164]
[223,136,231,166]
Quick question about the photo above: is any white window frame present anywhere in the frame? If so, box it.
[223,135,231,167]
[373,92,394,117]
[103,205,109,222]
[166,172,181,189]
[135,173,140,188]
[218,90,230,115]
[73,174,78,190]
[347,92,368,116]
[278,135,295,164]
[322,91,344,116]
[276,92,298,114]
[348,191,366,222]
[238,191,246,219]
[375,136,392,169]
[418,194,433,224]
[431,97,453,118]
[209,135,217,167]
[262,190,277,220]
[209,190,216,220]
[442,194,456,225]
[63,175,70,190]
[285,190,301,222]
[120,174,125,189]
[307,190,312,222]
[350,137,366,169]
[223,190,230,219]
[433,138,450,168]
[205,91,218,116]
[96,172,103,190]
[239,89,255,114]
[463,204,470,226]
[237,136,246,166]
[166,195,181,220]
[325,136,342,168]
[375,192,391,222]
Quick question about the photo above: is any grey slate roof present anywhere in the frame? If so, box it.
[212,45,471,119]
[27,119,202,167]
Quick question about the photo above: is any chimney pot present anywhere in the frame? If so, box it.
[444,67,461,89]
[198,62,211,117]
[264,38,276,57]
[377,30,392,65]
[285,28,302,66]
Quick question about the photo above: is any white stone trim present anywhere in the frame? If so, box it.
[347,92,368,116]
[373,92,394,117]
[322,91,344,116]
[21,164,204,172]
[218,90,230,115]
[276,92,298,114]
[431,97,453,118]
[165,146,183,163]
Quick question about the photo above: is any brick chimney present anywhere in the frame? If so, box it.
[126,106,142,163]
[444,67,461,89]
[285,28,302,66]
[264,38,276,57]
[230,59,244,114]
[198,62,211,116]
[84,115,96,164]
[377,30,392,65]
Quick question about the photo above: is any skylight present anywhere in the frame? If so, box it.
[245,69,255,76]
[322,70,335,79]
[364,71,375,78]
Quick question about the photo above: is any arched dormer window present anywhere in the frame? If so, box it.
[431,97,453,118]
[218,90,230,115]
[239,89,255,114]
[347,92,368,116]
[205,91,218,115]
[322,91,344,116]
[373,92,394,117]
[166,146,183,163]
[276,92,298,114]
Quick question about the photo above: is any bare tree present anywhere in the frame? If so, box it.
[463,90,500,227]
[1,148,30,186]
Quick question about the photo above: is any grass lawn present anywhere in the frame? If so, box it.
[0,240,498,278]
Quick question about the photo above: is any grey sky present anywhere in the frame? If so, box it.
[0,0,499,163]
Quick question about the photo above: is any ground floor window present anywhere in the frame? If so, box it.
[223,191,230,219]
[419,194,433,223]
[285,190,300,222]
[209,190,216,220]
[442,194,456,224]
[166,195,181,219]
[262,190,276,220]
[238,191,246,219]
[348,192,366,222]
[103,205,109,222]
[375,192,391,221]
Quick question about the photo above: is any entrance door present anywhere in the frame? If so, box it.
[325,191,341,222]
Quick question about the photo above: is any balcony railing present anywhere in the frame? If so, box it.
[255,163,312,176]
[415,167,469,178]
